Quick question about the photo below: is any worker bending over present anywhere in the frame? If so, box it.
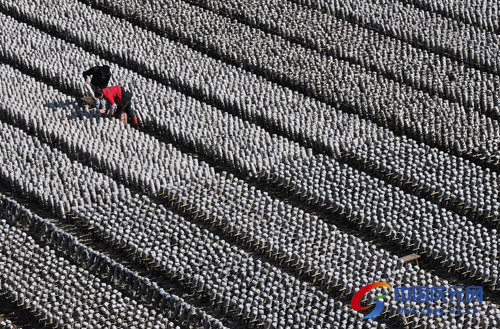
[95,86,140,129]
[83,65,111,110]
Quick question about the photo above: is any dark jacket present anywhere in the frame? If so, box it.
[83,66,111,89]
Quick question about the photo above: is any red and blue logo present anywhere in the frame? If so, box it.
[351,282,392,321]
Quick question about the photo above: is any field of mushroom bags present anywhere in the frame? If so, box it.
[0,0,499,328]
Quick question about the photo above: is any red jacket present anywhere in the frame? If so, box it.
[102,86,123,109]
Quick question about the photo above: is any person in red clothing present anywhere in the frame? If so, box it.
[95,86,139,129]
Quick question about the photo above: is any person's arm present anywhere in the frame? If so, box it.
[82,66,100,81]
[107,102,117,117]
[107,96,116,111]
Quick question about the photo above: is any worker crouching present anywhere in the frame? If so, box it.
[95,86,140,129]
[83,65,111,111]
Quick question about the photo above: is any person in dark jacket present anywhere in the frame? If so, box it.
[95,86,139,129]
[82,65,111,110]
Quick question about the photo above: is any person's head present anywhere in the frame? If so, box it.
[95,88,104,99]
[100,65,111,76]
